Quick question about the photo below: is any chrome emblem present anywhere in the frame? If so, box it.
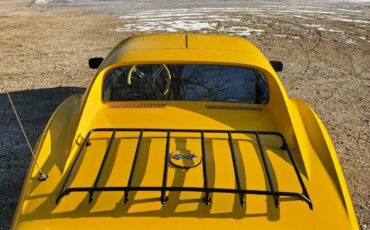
[169,151,202,169]
[170,153,197,160]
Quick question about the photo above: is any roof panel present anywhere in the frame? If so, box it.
[121,34,186,50]
[102,34,271,72]
[187,33,260,53]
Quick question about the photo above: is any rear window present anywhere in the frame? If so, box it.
[103,64,268,104]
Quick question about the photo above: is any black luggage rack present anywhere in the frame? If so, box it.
[56,128,313,210]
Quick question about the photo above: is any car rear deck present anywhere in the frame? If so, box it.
[14,102,354,229]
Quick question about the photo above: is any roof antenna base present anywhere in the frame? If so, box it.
[39,172,48,181]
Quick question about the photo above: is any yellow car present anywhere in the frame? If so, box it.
[12,34,358,229]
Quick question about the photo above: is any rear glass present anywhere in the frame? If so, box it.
[103,64,268,104]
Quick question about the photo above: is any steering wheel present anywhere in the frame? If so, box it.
[127,64,172,96]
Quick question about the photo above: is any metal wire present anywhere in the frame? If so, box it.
[0,76,47,180]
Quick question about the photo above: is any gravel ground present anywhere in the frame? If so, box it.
[0,1,369,229]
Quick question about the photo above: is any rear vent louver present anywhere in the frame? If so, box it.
[206,105,263,111]
[108,104,166,109]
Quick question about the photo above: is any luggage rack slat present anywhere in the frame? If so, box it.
[228,132,245,206]
[56,130,94,204]
[200,131,211,205]
[255,132,279,208]
[89,130,116,203]
[124,129,143,204]
[281,134,313,209]
[160,130,170,204]
[56,128,313,210]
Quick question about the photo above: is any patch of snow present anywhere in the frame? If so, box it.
[116,20,216,33]
[346,39,356,44]
[337,9,363,13]
[33,0,72,3]
[274,34,287,38]
[279,10,336,15]
[304,24,322,28]
[175,21,215,31]
[115,8,266,36]
[33,0,50,3]
[317,27,345,33]
[225,27,265,36]
[292,15,310,19]
[119,13,204,20]
[331,18,369,24]
[304,24,344,33]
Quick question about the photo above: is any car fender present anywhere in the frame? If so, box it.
[11,94,83,229]
[290,98,358,228]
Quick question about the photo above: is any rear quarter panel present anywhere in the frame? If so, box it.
[289,98,358,229]
[11,94,83,229]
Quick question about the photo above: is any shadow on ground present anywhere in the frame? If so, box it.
[0,87,85,230]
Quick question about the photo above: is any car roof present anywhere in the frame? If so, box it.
[100,33,273,72]
[116,33,261,52]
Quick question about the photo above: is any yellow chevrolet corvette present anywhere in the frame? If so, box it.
[12,34,358,229]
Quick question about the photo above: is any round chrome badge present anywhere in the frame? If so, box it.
[169,151,202,169]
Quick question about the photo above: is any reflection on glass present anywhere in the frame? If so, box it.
[104,64,269,104]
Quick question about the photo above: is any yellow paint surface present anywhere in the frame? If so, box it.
[12,34,357,229]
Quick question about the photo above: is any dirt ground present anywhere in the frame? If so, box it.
[0,1,369,229]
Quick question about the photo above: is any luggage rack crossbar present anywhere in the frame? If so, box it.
[56,128,313,210]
